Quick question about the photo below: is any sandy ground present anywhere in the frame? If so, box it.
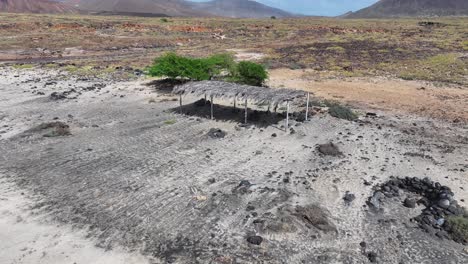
[0,179,151,264]
[268,68,468,123]
[0,67,467,263]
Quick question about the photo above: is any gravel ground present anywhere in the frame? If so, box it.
[0,67,467,263]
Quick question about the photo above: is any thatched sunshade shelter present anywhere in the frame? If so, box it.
[173,81,312,128]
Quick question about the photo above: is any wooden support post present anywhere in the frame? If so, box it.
[285,101,290,130]
[204,94,207,105]
[234,95,236,110]
[210,95,214,120]
[179,94,182,113]
[244,98,248,124]
[305,93,310,121]
[267,102,270,112]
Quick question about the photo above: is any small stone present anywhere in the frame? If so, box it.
[271,133,277,138]
[403,198,416,208]
[247,236,263,245]
[438,199,450,209]
[435,218,445,226]
[239,180,251,187]
[367,252,378,263]
[435,230,449,239]
[343,192,356,204]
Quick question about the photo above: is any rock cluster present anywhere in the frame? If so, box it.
[368,177,467,243]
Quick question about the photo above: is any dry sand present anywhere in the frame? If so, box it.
[0,179,151,264]
[0,67,467,263]
[268,68,468,123]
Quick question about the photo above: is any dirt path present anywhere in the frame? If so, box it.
[268,68,468,123]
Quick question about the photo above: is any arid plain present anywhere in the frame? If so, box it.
[0,14,467,263]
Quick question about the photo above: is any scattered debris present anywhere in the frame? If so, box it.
[25,122,71,137]
[207,128,226,139]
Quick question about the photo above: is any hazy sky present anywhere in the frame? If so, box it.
[191,0,379,16]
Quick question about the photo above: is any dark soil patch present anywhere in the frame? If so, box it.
[317,142,342,156]
[272,40,436,70]
[50,89,79,100]
[294,204,337,232]
[418,21,447,28]
[26,122,71,137]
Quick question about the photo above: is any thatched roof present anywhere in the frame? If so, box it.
[173,81,308,105]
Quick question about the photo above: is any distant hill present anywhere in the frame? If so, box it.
[0,0,75,13]
[188,0,292,18]
[347,0,468,18]
[68,0,291,18]
[68,0,211,17]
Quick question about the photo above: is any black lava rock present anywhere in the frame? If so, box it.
[207,128,226,139]
[368,176,466,244]
[367,252,378,263]
[403,198,416,208]
[247,236,263,245]
[343,192,356,204]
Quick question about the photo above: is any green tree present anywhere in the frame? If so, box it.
[148,53,235,81]
[235,61,268,86]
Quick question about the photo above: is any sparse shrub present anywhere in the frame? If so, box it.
[446,216,468,243]
[326,46,345,53]
[463,41,468,51]
[233,61,268,86]
[160,18,169,23]
[324,100,358,121]
[13,64,34,69]
[288,62,303,70]
[164,119,177,125]
[34,122,71,137]
[270,16,276,20]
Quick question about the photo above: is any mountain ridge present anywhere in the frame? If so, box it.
[0,0,76,14]
[68,0,291,18]
[347,0,468,18]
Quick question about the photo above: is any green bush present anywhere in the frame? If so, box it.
[324,100,358,121]
[148,53,235,81]
[234,61,268,86]
[148,53,267,86]
[160,18,168,23]
[447,216,468,243]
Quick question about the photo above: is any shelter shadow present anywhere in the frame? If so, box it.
[170,99,290,128]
